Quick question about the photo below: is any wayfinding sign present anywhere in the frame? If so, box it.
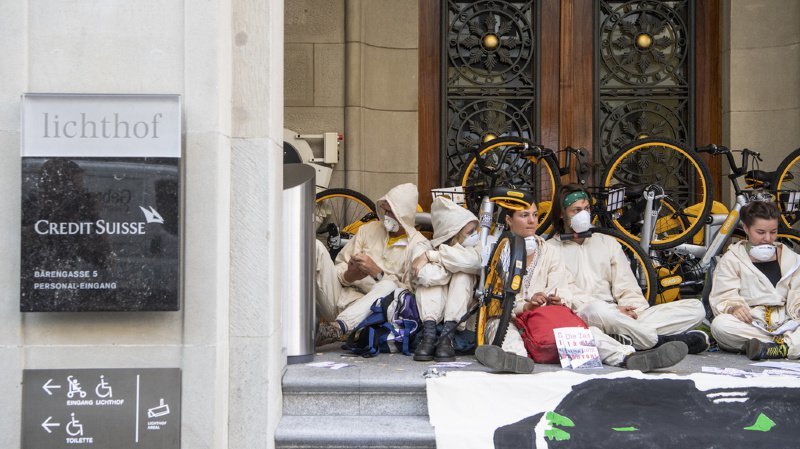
[20,94,182,311]
[22,368,181,449]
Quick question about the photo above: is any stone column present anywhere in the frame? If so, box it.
[722,1,800,200]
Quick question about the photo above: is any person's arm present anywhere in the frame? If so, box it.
[435,244,482,275]
[709,253,750,316]
[413,245,451,287]
[609,241,650,312]
[335,225,374,288]
[786,262,800,320]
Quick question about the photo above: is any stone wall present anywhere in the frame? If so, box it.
[284,0,419,202]
[722,1,800,199]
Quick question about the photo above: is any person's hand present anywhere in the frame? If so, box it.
[344,257,368,282]
[412,253,428,277]
[731,305,753,324]
[523,292,547,311]
[546,293,562,306]
[352,253,381,278]
[617,305,638,319]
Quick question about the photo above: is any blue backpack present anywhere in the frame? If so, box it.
[343,289,421,357]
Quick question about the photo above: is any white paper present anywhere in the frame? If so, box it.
[307,361,351,370]
[751,319,800,336]
[751,361,800,372]
[553,327,602,369]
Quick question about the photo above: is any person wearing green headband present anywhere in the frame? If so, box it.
[546,184,709,358]
[474,197,691,373]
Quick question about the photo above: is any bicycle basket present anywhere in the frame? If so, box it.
[605,186,626,212]
[431,186,467,208]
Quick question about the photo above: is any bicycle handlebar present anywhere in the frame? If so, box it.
[558,230,593,241]
[468,140,549,179]
[696,144,762,177]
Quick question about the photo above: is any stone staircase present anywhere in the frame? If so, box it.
[275,350,439,449]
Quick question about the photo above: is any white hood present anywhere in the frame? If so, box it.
[376,183,420,237]
[430,196,479,248]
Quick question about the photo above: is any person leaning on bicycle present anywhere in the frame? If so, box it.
[709,200,800,360]
[547,184,709,355]
[314,183,429,346]
[410,196,482,362]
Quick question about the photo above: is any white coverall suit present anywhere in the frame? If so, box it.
[502,234,637,366]
[547,233,705,350]
[413,197,481,328]
[314,183,428,332]
[710,241,800,357]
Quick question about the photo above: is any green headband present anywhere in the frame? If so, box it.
[562,191,589,208]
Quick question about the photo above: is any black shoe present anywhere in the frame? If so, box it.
[475,345,535,374]
[434,321,458,362]
[745,338,789,360]
[624,341,688,372]
[413,320,437,361]
[657,331,710,354]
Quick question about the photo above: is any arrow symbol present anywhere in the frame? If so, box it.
[41,416,61,433]
[42,379,62,396]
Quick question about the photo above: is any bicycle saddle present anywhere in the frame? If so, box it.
[745,169,775,188]
[489,187,533,210]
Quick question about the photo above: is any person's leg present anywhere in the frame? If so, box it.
[578,301,658,350]
[315,240,343,321]
[335,279,399,332]
[711,313,774,353]
[435,273,477,361]
[590,326,687,372]
[443,272,476,327]
[636,299,706,336]
[414,284,445,361]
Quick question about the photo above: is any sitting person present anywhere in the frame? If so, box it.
[475,193,689,373]
[314,183,429,346]
[546,184,708,354]
[709,200,800,360]
[410,196,481,362]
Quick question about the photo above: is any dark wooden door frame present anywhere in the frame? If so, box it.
[418,0,721,209]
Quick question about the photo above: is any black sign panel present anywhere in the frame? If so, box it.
[22,368,181,449]
[20,94,181,311]
[20,157,180,311]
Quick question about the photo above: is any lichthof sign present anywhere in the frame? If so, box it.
[22,368,181,449]
[20,94,181,311]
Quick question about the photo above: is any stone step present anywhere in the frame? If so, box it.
[282,351,433,417]
[275,415,435,449]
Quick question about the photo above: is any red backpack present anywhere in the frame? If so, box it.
[514,305,588,364]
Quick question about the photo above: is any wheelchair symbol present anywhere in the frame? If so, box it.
[66,413,84,437]
[95,375,113,398]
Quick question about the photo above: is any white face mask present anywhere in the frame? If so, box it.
[462,232,480,248]
[749,243,777,262]
[524,236,538,253]
[383,215,400,233]
[569,210,592,233]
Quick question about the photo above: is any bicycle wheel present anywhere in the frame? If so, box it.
[589,227,658,306]
[476,233,526,347]
[602,138,713,250]
[458,138,560,234]
[774,147,800,230]
[315,188,378,258]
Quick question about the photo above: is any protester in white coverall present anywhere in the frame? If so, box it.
[547,184,708,354]
[314,183,429,346]
[474,193,688,373]
[410,196,482,362]
[710,200,800,360]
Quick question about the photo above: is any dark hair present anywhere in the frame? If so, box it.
[740,200,780,227]
[551,184,592,234]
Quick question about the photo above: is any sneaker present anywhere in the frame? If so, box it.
[475,345,535,374]
[315,321,343,347]
[658,331,710,354]
[685,330,711,354]
[624,341,688,372]
[745,338,789,360]
[608,333,634,346]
